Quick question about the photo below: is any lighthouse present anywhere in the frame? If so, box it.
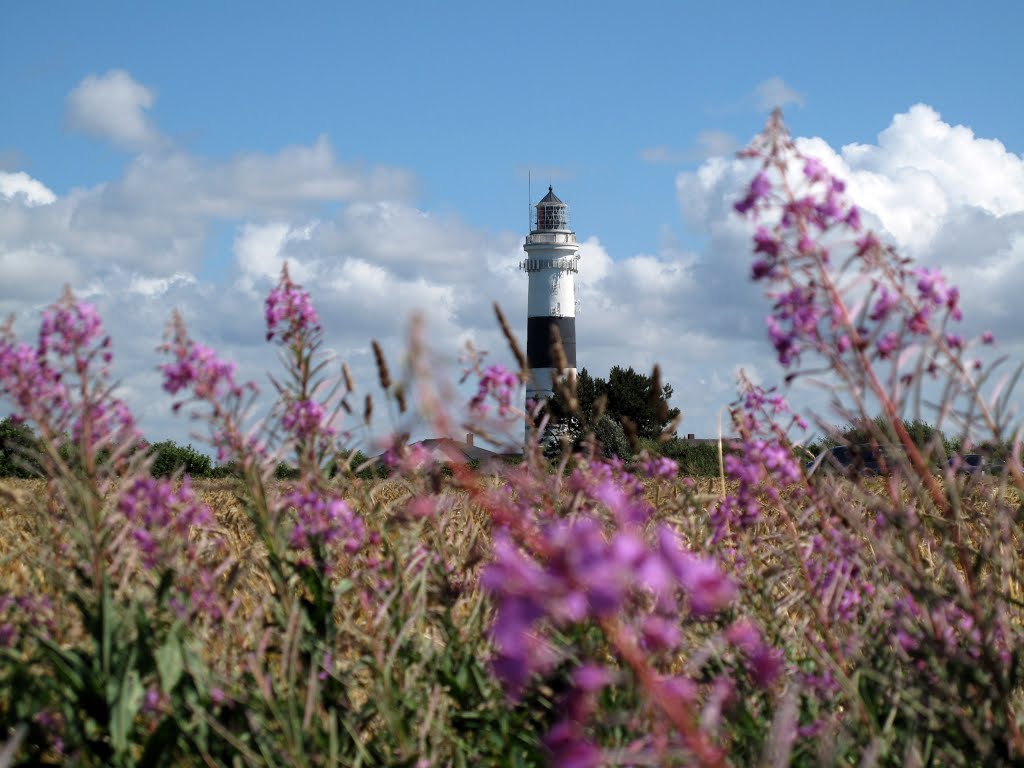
[521,186,580,404]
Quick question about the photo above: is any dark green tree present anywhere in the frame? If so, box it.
[546,365,680,456]
[605,365,680,440]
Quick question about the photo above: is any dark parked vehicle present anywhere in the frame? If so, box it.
[944,453,1003,475]
[806,444,892,477]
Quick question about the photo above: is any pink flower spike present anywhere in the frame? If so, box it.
[265,266,321,344]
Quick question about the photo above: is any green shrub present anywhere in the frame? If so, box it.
[661,438,723,476]
[208,461,242,479]
[0,416,42,477]
[148,440,212,477]
[273,462,300,480]
[594,415,631,460]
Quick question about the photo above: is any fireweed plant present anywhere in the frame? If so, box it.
[714,110,1024,764]
[0,110,1022,767]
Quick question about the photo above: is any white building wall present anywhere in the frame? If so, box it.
[527,268,576,317]
[523,239,579,319]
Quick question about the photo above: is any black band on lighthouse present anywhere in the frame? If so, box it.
[527,316,577,369]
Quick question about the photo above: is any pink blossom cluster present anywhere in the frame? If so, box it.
[469,363,519,418]
[483,520,736,692]
[639,454,679,479]
[281,489,365,555]
[38,301,105,359]
[116,476,226,622]
[382,439,433,474]
[2,296,143,457]
[479,455,751,761]
[117,476,214,570]
[161,340,241,401]
[71,397,138,448]
[724,619,784,688]
[282,398,333,441]
[159,314,260,464]
[0,339,69,424]
[804,527,874,624]
[714,383,804,542]
[265,267,321,344]
[890,594,1008,665]
[733,114,982,373]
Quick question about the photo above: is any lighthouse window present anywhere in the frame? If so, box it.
[537,206,567,230]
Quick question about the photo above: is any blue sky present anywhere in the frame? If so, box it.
[3,1,1024,449]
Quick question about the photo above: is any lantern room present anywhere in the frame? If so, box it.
[532,186,570,232]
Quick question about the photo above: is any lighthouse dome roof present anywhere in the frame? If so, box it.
[537,186,564,206]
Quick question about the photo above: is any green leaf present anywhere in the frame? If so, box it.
[101,577,115,675]
[155,631,185,692]
[111,669,144,754]
[38,637,89,694]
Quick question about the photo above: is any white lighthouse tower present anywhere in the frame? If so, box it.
[521,186,580,403]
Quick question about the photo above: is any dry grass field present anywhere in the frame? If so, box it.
[4,467,1024,765]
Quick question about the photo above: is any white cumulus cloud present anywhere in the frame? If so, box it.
[0,171,56,206]
[65,70,163,151]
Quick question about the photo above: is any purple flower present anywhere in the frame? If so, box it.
[657,526,735,617]
[726,620,783,687]
[869,287,898,322]
[282,490,364,553]
[118,476,214,570]
[640,455,678,479]
[734,171,772,215]
[143,688,162,715]
[641,615,681,650]
[544,720,602,768]
[844,205,861,230]
[572,664,612,693]
[0,340,70,421]
[764,286,822,368]
[38,301,104,358]
[748,646,783,687]
[753,226,781,259]
[913,267,951,306]
[751,258,776,279]
[876,331,899,358]
[803,157,828,183]
[265,266,321,343]
[282,398,333,440]
[161,341,240,400]
[469,363,520,418]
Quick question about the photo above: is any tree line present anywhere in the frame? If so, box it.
[5,370,992,480]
